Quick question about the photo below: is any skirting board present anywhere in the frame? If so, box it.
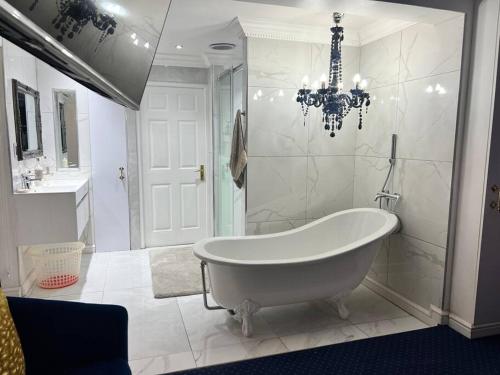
[448,314,500,339]
[362,277,443,327]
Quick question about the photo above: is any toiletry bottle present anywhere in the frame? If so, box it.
[42,156,50,174]
[34,157,44,180]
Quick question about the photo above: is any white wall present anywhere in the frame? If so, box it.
[3,40,38,189]
[35,59,92,174]
[448,0,500,334]
[0,42,20,291]
[244,15,464,316]
[355,16,464,312]
[245,37,360,235]
[0,40,112,291]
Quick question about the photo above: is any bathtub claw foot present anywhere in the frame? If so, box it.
[234,299,260,337]
[335,298,350,320]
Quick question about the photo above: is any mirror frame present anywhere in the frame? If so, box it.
[12,79,43,160]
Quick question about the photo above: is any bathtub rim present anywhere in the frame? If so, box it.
[194,208,399,267]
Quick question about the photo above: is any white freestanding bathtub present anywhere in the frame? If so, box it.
[194,208,399,337]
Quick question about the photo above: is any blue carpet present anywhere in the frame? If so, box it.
[175,326,500,374]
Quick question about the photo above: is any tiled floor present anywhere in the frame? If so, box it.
[28,250,430,375]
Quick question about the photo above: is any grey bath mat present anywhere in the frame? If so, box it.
[149,245,205,298]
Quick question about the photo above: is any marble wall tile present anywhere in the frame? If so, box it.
[397,71,460,162]
[393,159,453,248]
[4,41,39,189]
[310,44,360,90]
[247,156,307,222]
[41,112,56,163]
[248,87,308,156]
[353,156,392,210]
[308,110,357,156]
[246,219,306,235]
[399,16,464,82]
[388,234,446,309]
[77,113,92,168]
[360,32,401,90]
[306,156,354,219]
[125,108,141,250]
[36,59,89,115]
[367,239,389,285]
[355,85,399,157]
[247,38,311,89]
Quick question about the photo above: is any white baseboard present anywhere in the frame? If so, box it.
[470,321,500,338]
[448,313,473,338]
[364,278,500,339]
[448,313,500,338]
[362,277,441,326]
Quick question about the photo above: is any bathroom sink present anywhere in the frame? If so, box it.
[17,176,89,202]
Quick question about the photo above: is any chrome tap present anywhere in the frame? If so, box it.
[20,173,32,189]
[374,191,401,207]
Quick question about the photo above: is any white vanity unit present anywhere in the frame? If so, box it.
[14,173,91,295]
[15,175,90,245]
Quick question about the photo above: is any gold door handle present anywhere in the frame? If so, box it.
[491,185,500,212]
[119,167,126,181]
[196,165,205,181]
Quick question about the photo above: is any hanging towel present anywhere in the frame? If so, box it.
[230,110,247,189]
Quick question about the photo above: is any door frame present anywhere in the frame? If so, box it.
[137,81,213,249]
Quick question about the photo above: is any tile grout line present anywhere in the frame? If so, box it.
[175,297,197,367]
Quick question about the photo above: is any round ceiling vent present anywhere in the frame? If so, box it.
[209,43,236,51]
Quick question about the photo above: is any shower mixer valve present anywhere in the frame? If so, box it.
[374,191,401,208]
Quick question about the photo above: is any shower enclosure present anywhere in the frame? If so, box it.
[213,65,245,236]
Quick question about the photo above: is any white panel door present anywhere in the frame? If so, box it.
[141,84,208,247]
[89,92,131,252]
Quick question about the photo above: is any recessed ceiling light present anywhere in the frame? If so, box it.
[209,43,236,51]
[176,44,183,50]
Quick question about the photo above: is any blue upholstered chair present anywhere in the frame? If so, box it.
[7,297,131,375]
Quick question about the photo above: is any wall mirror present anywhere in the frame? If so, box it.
[12,79,42,160]
[53,90,79,169]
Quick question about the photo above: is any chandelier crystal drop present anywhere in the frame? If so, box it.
[296,12,371,138]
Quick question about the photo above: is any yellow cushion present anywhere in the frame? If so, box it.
[0,289,25,375]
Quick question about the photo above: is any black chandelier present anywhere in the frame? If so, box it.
[297,12,371,138]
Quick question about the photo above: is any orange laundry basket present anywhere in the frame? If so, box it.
[30,242,84,289]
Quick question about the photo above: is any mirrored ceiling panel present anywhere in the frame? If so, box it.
[0,0,171,109]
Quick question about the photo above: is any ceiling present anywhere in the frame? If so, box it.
[156,0,461,68]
